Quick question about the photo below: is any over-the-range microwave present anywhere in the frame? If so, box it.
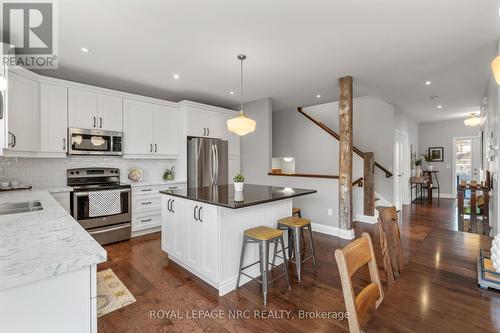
[68,128,123,156]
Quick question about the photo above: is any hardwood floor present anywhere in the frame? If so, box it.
[97,198,488,332]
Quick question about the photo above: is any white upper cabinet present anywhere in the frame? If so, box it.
[123,99,153,155]
[40,83,67,154]
[123,99,178,158]
[7,72,40,152]
[221,113,241,157]
[69,88,123,132]
[68,89,98,129]
[97,95,122,132]
[153,104,178,156]
[186,105,221,138]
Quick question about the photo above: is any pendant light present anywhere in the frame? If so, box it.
[227,54,256,136]
[492,55,500,85]
[464,113,480,127]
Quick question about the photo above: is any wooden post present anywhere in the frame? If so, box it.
[364,152,375,216]
[338,76,353,230]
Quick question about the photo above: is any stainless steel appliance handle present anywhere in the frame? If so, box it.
[0,91,3,119]
[194,205,198,221]
[74,188,131,197]
[210,144,215,185]
[198,206,203,222]
[214,144,219,184]
[89,223,131,235]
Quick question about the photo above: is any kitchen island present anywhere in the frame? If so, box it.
[160,184,316,296]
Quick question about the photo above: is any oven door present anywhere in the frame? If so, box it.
[72,188,131,229]
[68,128,122,155]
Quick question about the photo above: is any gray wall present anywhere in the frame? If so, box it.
[418,118,480,196]
[241,98,273,184]
[273,96,395,202]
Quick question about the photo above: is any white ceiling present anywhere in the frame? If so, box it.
[36,0,500,123]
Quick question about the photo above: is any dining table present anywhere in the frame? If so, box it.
[366,227,500,332]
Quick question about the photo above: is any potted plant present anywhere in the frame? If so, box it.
[422,152,433,171]
[414,159,422,177]
[233,173,245,191]
[163,166,175,181]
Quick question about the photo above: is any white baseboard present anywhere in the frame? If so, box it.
[311,222,355,240]
[433,193,454,199]
[356,214,378,224]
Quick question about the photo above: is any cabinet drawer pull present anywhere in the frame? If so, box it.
[198,206,203,222]
[92,116,96,128]
[141,201,152,205]
[194,205,198,221]
[168,186,178,190]
[99,117,103,128]
[141,189,152,192]
[62,138,66,151]
[207,128,210,137]
[171,200,175,213]
[8,131,16,148]
[141,218,152,223]
[155,143,157,153]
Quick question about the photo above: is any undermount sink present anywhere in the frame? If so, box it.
[0,200,43,215]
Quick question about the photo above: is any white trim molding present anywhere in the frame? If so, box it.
[356,214,378,224]
[311,222,355,240]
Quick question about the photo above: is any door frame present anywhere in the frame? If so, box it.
[452,135,480,198]
[394,130,411,210]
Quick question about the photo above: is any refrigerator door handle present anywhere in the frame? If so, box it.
[210,144,215,185]
[214,144,219,184]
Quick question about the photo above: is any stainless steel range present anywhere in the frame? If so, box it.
[68,167,131,245]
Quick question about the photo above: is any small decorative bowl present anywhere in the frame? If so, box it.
[128,168,143,183]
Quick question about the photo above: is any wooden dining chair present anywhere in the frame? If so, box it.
[335,233,384,333]
[377,206,404,287]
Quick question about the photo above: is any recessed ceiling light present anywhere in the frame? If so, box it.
[437,105,443,109]
[173,74,180,79]
[425,81,431,85]
[430,96,440,101]
[316,94,321,98]
[229,91,234,95]
[81,47,89,53]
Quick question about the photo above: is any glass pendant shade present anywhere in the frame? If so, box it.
[464,113,480,127]
[227,111,256,136]
[492,55,500,85]
[227,54,256,136]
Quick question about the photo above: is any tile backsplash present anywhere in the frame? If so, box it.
[0,157,176,189]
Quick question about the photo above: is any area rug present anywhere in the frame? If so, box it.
[97,269,136,317]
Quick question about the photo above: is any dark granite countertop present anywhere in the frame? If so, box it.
[160,184,317,209]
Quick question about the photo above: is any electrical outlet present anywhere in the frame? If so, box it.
[328,209,333,216]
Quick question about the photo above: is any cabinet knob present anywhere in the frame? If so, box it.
[194,205,198,221]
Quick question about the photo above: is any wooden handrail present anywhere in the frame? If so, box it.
[353,177,364,187]
[268,172,339,179]
[297,107,393,178]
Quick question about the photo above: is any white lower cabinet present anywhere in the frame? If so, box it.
[161,195,219,286]
[132,182,185,235]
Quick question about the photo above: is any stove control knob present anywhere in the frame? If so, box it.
[69,171,74,175]
[76,171,80,175]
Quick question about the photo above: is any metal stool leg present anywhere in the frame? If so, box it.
[259,240,269,306]
[236,235,247,289]
[271,238,278,268]
[293,227,302,282]
[307,225,318,271]
[279,235,291,290]
[287,228,294,259]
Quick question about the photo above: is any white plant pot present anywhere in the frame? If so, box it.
[234,182,244,192]
[234,191,244,202]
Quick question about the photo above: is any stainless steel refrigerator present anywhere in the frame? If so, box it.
[187,137,228,187]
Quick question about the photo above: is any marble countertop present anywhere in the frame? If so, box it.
[160,184,317,209]
[0,189,107,291]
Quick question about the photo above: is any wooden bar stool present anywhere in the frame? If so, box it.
[274,216,318,282]
[236,226,291,306]
[292,207,302,217]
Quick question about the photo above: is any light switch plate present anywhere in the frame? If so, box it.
[328,208,333,216]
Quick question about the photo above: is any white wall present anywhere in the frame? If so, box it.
[0,156,177,189]
[482,39,500,235]
[394,106,419,153]
[241,98,273,184]
[418,118,481,196]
